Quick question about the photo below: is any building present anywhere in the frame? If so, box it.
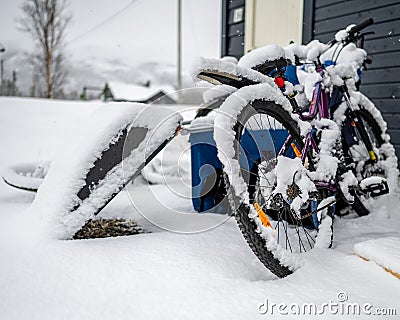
[102,81,176,104]
[221,0,400,161]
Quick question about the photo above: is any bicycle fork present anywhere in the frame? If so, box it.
[340,85,377,162]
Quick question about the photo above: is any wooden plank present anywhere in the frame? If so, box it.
[368,52,400,70]
[394,144,400,156]
[228,22,244,37]
[373,99,400,113]
[302,0,315,44]
[228,0,245,10]
[221,0,228,57]
[314,11,400,37]
[315,0,399,22]
[360,83,400,99]
[362,67,400,84]
[357,255,400,280]
[227,36,244,58]
[314,33,333,43]
[364,35,400,54]
[394,146,400,164]
[381,113,400,129]
[315,29,400,51]
[315,0,343,9]
[355,238,400,281]
[387,128,400,142]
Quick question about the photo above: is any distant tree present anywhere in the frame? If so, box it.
[19,0,71,98]
[11,70,18,96]
[1,68,20,97]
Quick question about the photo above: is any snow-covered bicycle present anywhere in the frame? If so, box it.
[195,18,398,277]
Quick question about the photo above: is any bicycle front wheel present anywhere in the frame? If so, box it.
[218,98,333,278]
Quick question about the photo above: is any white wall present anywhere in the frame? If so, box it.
[244,0,304,53]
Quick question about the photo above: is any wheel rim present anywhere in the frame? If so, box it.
[236,107,318,254]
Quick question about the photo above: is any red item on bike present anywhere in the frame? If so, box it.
[274,77,285,88]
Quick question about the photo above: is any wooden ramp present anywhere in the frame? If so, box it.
[355,237,400,280]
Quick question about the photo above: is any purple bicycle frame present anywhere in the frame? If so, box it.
[277,68,336,191]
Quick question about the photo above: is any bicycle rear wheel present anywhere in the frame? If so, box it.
[334,93,399,214]
[223,99,333,278]
[342,108,394,179]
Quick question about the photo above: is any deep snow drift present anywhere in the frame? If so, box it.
[0,97,399,319]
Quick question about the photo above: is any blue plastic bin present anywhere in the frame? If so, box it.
[190,127,289,213]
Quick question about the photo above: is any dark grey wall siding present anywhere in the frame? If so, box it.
[303,0,400,160]
[221,0,245,58]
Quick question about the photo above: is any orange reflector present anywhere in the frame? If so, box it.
[291,143,301,158]
[254,202,272,228]
[175,125,182,136]
[351,121,356,127]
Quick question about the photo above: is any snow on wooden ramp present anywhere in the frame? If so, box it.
[354,237,400,279]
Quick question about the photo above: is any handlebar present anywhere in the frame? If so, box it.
[348,18,374,38]
[288,18,375,65]
[328,18,374,47]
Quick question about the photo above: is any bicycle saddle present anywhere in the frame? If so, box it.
[193,57,269,88]
[238,44,291,75]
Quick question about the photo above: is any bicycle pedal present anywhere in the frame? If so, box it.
[359,176,389,197]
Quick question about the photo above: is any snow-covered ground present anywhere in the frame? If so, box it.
[0,97,399,319]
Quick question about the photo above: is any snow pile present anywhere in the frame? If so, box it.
[271,156,316,215]
[191,57,269,85]
[141,134,191,185]
[338,171,358,202]
[334,24,356,42]
[306,41,329,62]
[284,40,328,62]
[107,81,176,102]
[308,118,340,183]
[30,103,182,239]
[2,161,50,191]
[354,237,400,275]
[237,44,286,68]
[322,43,367,85]
[296,69,323,101]
[202,84,236,103]
[189,114,215,129]
[221,56,238,64]
[314,197,335,250]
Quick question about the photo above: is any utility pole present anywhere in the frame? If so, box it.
[12,70,17,96]
[0,43,5,96]
[177,0,182,103]
[0,59,3,96]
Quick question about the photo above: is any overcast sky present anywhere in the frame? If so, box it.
[0,0,221,93]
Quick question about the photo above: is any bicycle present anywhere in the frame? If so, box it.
[283,18,399,215]
[194,18,396,277]
[195,18,398,215]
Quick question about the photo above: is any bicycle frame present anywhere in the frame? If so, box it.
[277,66,337,191]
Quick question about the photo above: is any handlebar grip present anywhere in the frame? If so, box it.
[348,18,374,36]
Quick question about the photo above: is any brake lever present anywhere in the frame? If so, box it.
[355,31,375,48]
[363,56,373,70]
[361,31,375,37]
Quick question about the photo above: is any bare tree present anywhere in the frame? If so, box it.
[19,0,70,98]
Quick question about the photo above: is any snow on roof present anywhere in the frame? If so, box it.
[107,81,176,102]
